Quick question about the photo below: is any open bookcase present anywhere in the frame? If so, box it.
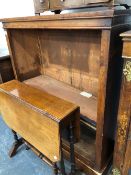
[1,9,131,175]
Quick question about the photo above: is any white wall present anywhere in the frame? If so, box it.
[0,0,74,56]
[0,0,34,18]
[0,0,35,56]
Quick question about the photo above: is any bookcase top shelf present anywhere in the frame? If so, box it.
[1,9,131,29]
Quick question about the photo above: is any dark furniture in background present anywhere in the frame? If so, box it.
[33,0,131,14]
[1,9,131,175]
[113,31,131,175]
[0,55,14,83]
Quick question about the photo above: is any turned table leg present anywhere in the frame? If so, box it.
[53,163,58,175]
[69,121,76,175]
[60,138,66,175]
[12,130,19,141]
[9,130,24,157]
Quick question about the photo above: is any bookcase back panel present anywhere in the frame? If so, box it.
[9,29,101,97]
[39,29,101,97]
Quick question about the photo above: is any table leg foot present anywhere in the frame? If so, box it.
[9,130,24,157]
[60,157,66,175]
[9,138,24,157]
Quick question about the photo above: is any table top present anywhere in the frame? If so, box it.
[0,80,79,122]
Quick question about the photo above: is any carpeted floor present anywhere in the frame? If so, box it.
[0,116,82,175]
[0,116,65,175]
[0,115,111,175]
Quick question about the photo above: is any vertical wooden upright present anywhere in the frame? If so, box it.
[113,31,131,175]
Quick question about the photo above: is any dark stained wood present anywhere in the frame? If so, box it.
[0,74,2,84]
[63,122,96,167]
[122,122,131,175]
[0,55,14,83]
[113,31,131,175]
[1,9,131,175]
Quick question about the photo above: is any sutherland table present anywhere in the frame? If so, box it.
[0,80,80,175]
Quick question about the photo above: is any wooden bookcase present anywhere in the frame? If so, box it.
[113,31,131,175]
[1,9,131,175]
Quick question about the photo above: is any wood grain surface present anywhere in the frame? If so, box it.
[0,80,80,162]
[25,75,97,123]
[0,80,79,121]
